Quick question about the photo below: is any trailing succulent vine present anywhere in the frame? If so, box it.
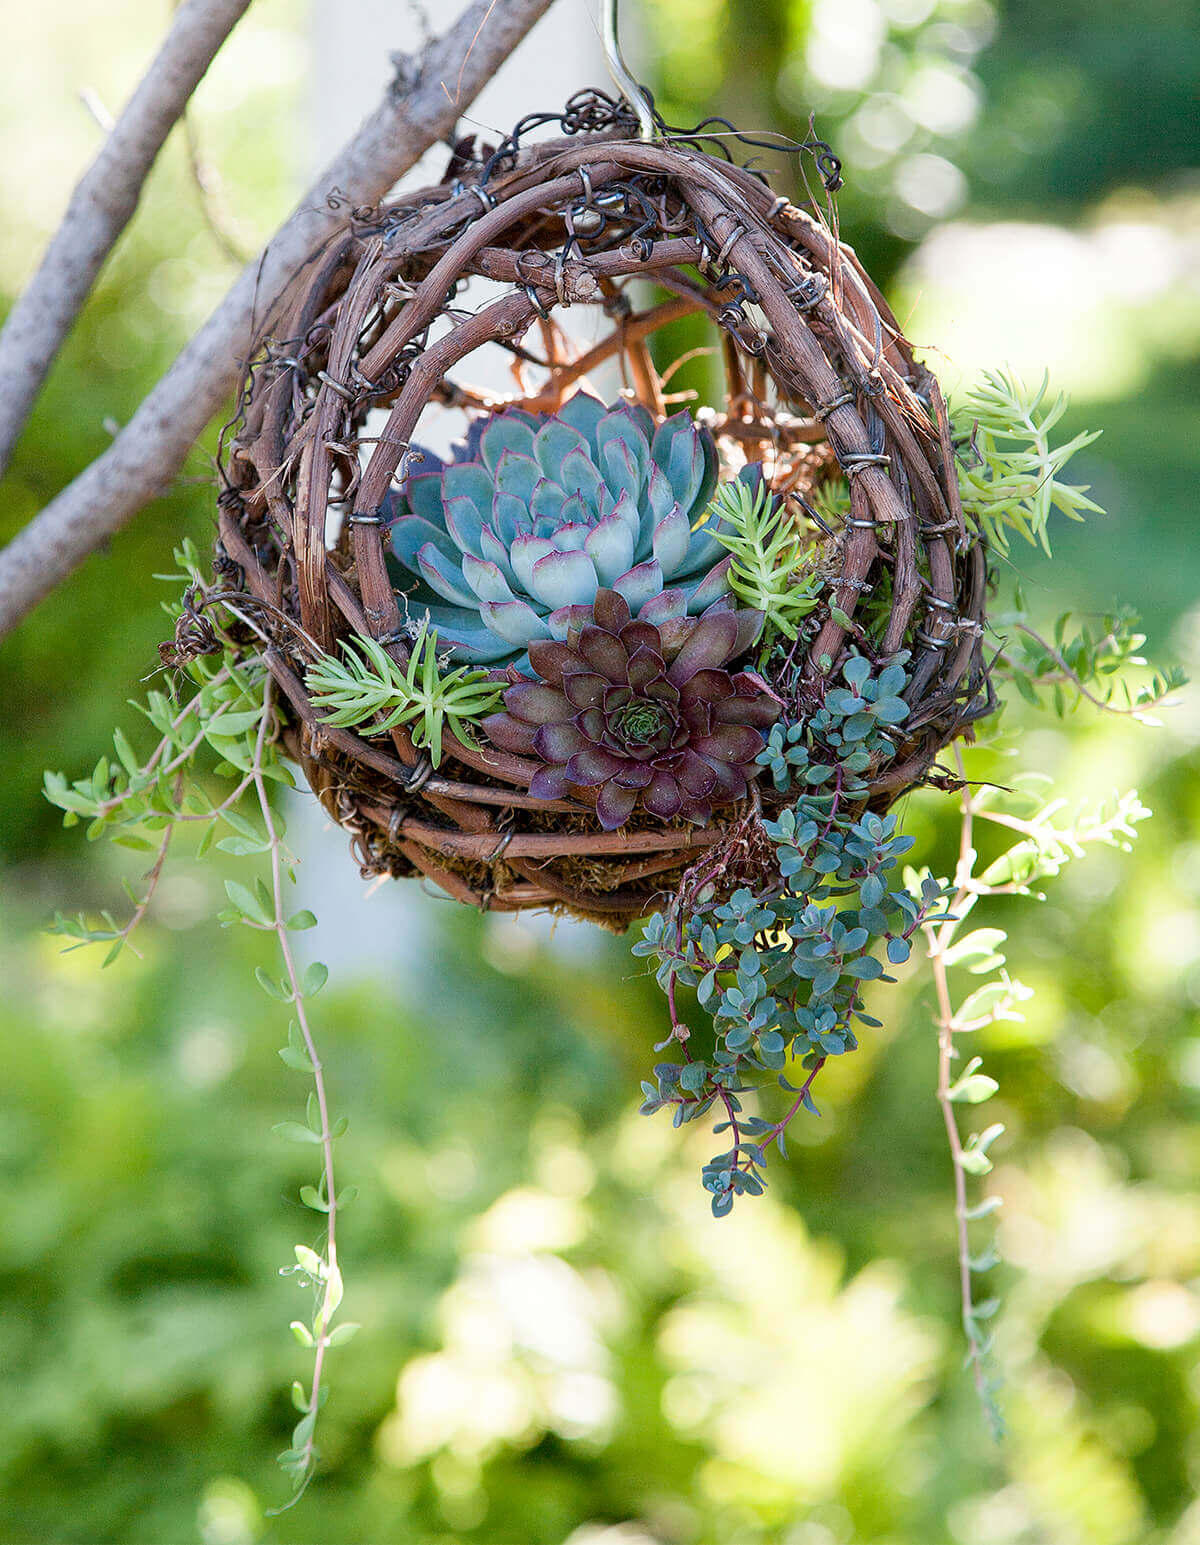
[634,648,930,1216]
[45,546,357,1508]
[43,366,1184,1489]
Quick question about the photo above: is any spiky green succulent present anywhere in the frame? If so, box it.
[387,392,739,668]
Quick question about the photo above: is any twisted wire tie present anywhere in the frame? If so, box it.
[469,184,495,214]
[578,165,594,203]
[316,371,355,400]
[715,222,745,267]
[925,595,956,611]
[915,630,951,651]
[405,754,434,794]
[487,831,515,863]
[524,282,552,319]
[920,518,960,534]
[789,273,829,311]
[347,510,384,526]
[841,452,891,474]
[845,515,878,529]
[813,389,855,421]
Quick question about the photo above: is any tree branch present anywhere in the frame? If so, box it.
[0,0,560,641]
[0,0,254,480]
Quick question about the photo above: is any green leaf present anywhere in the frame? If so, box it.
[957,1123,1006,1174]
[287,910,318,931]
[278,1046,315,1073]
[203,708,265,737]
[272,1122,323,1145]
[957,980,1014,1021]
[290,1321,314,1347]
[320,1262,344,1322]
[949,1073,1000,1104]
[110,834,158,853]
[679,1061,708,1093]
[224,878,271,926]
[301,962,329,997]
[299,1185,330,1213]
[326,1322,361,1347]
[256,967,288,1001]
[942,928,1006,972]
[216,835,271,857]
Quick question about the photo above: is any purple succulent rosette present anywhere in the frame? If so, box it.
[387,392,742,667]
[481,589,783,831]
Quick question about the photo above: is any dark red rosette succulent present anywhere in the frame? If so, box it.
[481,588,783,830]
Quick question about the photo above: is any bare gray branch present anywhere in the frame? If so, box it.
[0,0,559,640]
[0,0,254,478]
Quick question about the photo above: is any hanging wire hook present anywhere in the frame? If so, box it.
[600,0,656,141]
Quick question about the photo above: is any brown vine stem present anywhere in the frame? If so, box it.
[922,750,993,1405]
[114,772,185,959]
[250,681,340,1492]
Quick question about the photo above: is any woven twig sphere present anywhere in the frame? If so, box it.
[213,97,989,928]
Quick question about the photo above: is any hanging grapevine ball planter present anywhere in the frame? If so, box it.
[209,92,991,930]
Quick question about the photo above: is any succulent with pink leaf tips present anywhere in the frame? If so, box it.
[387,392,746,667]
[481,589,783,831]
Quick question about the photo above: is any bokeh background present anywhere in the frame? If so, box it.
[2,1,1199,1541]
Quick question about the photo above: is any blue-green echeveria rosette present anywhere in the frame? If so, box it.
[387,391,738,666]
[481,589,783,831]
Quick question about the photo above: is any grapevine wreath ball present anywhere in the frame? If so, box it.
[36,82,1157,1498]
[207,92,990,943]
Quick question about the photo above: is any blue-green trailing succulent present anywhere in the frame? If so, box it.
[387,391,743,667]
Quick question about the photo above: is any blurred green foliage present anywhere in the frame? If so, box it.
[2,1,1199,1541]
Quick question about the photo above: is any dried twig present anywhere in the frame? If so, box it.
[0,0,559,640]
[0,0,254,480]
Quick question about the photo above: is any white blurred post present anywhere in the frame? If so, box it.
[291,0,605,969]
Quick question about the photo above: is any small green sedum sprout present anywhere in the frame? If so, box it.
[696,475,822,641]
[305,625,505,767]
[951,366,1103,555]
